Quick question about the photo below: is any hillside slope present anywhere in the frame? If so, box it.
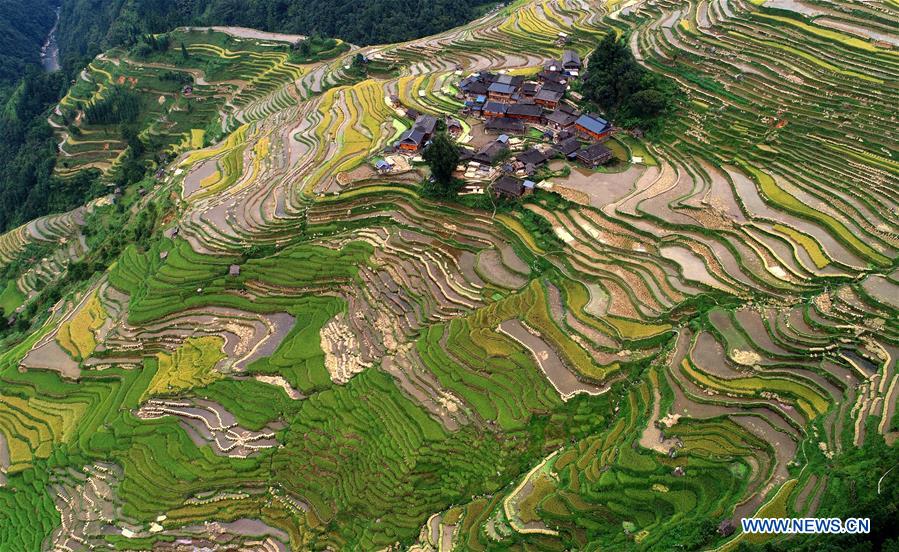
[0,0,58,93]
[56,0,498,65]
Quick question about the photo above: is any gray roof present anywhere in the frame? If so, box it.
[414,114,437,134]
[488,82,517,95]
[577,142,613,161]
[461,79,489,95]
[474,140,509,163]
[545,109,579,126]
[562,50,582,68]
[541,80,567,93]
[517,148,547,165]
[485,118,524,133]
[506,103,544,118]
[555,137,581,156]
[482,101,509,114]
[575,113,610,135]
[493,175,524,197]
[521,82,539,95]
[535,88,564,103]
[399,128,426,145]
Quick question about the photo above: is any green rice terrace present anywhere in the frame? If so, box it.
[0,0,898,550]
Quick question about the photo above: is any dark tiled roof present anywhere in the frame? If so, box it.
[555,137,581,156]
[482,101,509,115]
[398,128,426,146]
[506,103,544,118]
[488,82,517,95]
[562,50,582,67]
[545,109,579,126]
[540,79,567,92]
[461,80,488,95]
[538,71,567,84]
[414,114,437,134]
[493,175,524,197]
[535,88,564,103]
[517,148,547,166]
[577,142,613,162]
[485,118,524,133]
[475,140,509,163]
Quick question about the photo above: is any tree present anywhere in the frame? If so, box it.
[180,42,189,59]
[581,33,679,134]
[422,132,460,198]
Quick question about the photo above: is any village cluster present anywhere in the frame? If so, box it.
[386,50,618,199]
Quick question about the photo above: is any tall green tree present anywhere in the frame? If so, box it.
[581,33,679,133]
[422,132,460,198]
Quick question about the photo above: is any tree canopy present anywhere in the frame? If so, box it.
[0,71,106,232]
[56,0,497,71]
[581,33,679,134]
[0,0,58,99]
[422,132,461,198]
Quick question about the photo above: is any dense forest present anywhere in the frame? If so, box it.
[0,71,103,232]
[57,0,498,69]
[579,33,680,135]
[0,0,58,98]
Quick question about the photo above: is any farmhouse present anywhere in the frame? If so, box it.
[415,114,438,136]
[538,69,567,86]
[493,175,525,198]
[516,148,548,167]
[463,138,509,165]
[505,102,544,123]
[555,137,581,158]
[485,117,524,133]
[487,82,517,101]
[545,106,579,130]
[446,117,463,137]
[543,59,562,73]
[534,88,564,109]
[482,101,509,118]
[576,142,614,167]
[574,113,611,140]
[459,75,489,98]
[562,50,582,72]
[395,114,439,152]
[541,80,567,93]
[521,82,539,97]
[397,129,427,151]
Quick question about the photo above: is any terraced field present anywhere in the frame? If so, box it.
[0,0,897,549]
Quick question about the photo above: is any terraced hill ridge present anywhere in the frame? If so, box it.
[0,0,897,550]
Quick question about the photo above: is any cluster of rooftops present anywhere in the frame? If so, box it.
[390,49,619,199]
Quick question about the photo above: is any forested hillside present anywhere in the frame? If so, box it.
[0,0,58,97]
[57,0,497,68]
[0,71,102,232]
